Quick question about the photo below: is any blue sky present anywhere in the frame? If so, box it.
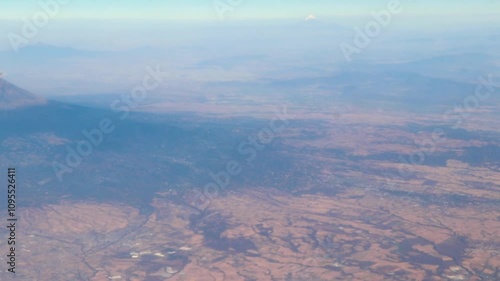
[0,0,498,20]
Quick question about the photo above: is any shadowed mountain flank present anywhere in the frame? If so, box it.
[0,78,46,110]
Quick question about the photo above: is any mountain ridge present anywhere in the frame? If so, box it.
[0,78,46,110]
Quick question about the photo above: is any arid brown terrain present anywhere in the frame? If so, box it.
[1,75,499,280]
[1,186,498,281]
[1,104,499,281]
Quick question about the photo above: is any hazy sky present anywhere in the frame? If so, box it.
[0,0,498,96]
[0,0,496,52]
[0,0,498,20]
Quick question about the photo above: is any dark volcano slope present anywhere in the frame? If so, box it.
[0,83,302,208]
